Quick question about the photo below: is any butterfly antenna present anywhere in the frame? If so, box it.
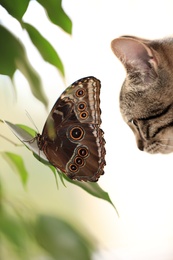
[25,110,40,134]
[25,110,42,161]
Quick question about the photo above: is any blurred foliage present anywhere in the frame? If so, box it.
[0,25,48,106]
[0,0,72,107]
[0,182,95,259]
[1,152,28,186]
[21,22,65,76]
[35,215,94,260]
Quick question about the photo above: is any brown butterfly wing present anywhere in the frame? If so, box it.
[37,76,106,182]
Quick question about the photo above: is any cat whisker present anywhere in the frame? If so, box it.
[159,138,173,141]
[157,142,173,149]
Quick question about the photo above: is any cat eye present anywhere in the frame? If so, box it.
[131,119,138,126]
[129,119,139,130]
[129,119,137,125]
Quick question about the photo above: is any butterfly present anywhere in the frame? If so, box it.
[36,76,106,182]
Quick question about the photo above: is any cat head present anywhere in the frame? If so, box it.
[111,35,173,154]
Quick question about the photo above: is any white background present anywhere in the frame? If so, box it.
[1,0,173,259]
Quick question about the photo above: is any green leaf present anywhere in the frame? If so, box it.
[4,121,48,161]
[0,25,48,107]
[0,0,30,20]
[16,124,37,138]
[4,121,57,174]
[4,121,118,212]
[4,121,37,146]
[37,0,72,34]
[2,152,28,186]
[16,55,48,107]
[35,215,93,260]
[22,22,65,77]
[63,175,118,214]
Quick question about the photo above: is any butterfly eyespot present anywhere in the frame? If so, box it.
[76,88,85,97]
[78,147,89,158]
[69,163,78,172]
[80,111,89,119]
[75,156,84,166]
[78,102,87,111]
[70,126,84,140]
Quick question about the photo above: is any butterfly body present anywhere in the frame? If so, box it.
[37,77,106,182]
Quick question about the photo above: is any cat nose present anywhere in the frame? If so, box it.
[137,139,144,151]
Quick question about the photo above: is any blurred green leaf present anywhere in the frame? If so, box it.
[16,56,48,107]
[0,25,48,107]
[22,22,65,77]
[2,152,28,186]
[37,0,72,34]
[0,25,20,77]
[0,212,27,250]
[35,215,93,260]
[0,178,3,212]
[0,0,30,20]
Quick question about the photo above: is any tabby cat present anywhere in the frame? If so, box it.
[111,35,173,154]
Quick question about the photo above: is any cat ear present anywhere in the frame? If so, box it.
[111,36,158,74]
